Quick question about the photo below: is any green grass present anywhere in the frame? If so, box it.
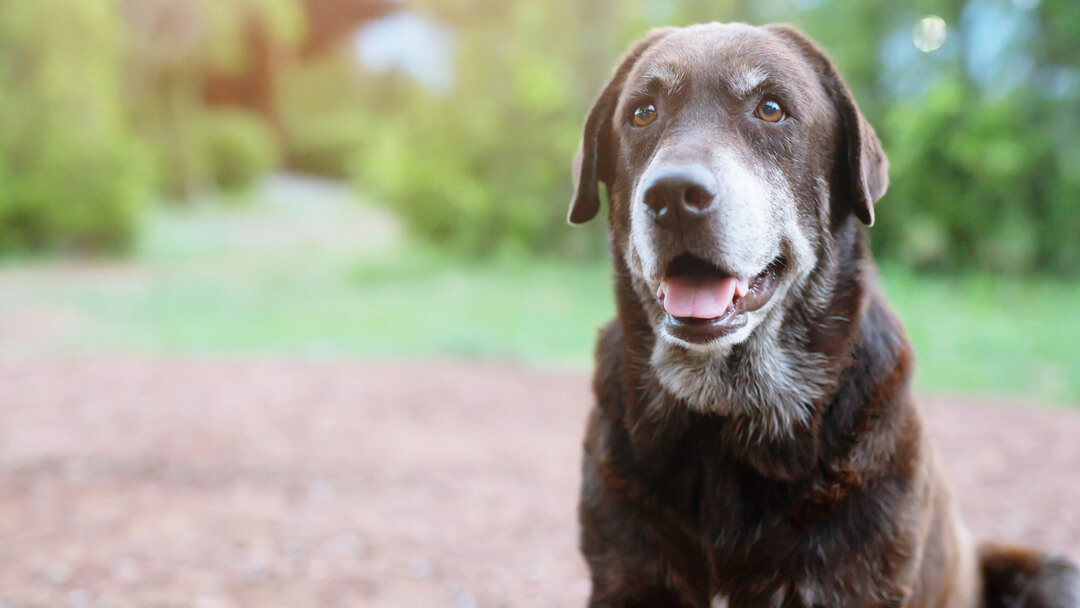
[878,267,1080,404]
[64,245,615,366]
[1,184,1077,404]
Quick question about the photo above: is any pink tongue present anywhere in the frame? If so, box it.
[663,276,738,319]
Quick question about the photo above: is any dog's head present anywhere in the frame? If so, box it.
[570,23,887,355]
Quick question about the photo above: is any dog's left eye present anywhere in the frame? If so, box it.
[632,104,659,127]
[755,100,785,123]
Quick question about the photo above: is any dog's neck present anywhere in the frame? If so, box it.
[610,219,914,481]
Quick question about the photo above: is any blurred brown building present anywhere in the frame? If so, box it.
[202,0,398,122]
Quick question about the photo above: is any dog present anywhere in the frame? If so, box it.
[568,22,1080,608]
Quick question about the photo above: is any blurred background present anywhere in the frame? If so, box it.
[0,0,1077,606]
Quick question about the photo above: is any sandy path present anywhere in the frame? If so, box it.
[0,358,1076,607]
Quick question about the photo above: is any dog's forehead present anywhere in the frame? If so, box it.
[626,23,818,97]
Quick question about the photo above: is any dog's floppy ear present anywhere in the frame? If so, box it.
[568,28,674,225]
[766,25,888,226]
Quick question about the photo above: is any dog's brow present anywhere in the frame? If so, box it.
[725,66,769,97]
[639,63,686,95]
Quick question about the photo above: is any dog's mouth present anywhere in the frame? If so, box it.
[656,253,784,344]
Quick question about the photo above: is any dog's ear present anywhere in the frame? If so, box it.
[568,28,674,225]
[766,25,888,226]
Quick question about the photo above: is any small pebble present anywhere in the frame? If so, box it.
[453,592,478,608]
[409,557,434,580]
[46,563,70,586]
[67,589,90,608]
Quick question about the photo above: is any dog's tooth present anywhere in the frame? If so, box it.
[657,280,668,300]
[735,277,750,298]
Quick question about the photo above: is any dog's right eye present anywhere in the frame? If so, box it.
[632,104,658,127]
[755,100,786,123]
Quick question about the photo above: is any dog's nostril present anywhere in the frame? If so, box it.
[644,190,669,217]
[682,184,714,212]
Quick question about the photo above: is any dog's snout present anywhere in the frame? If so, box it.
[642,166,717,230]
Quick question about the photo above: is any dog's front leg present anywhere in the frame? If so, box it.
[579,429,709,608]
[586,587,701,608]
[579,484,705,608]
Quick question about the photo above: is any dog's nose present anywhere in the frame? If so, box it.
[642,166,717,230]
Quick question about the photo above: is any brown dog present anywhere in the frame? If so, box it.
[569,23,1079,608]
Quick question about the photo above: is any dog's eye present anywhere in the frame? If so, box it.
[632,104,658,127]
[755,100,785,123]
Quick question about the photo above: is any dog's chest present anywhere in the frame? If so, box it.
[655,454,841,606]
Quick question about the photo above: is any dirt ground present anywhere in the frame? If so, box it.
[0,358,1077,608]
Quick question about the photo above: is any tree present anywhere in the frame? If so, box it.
[0,0,152,253]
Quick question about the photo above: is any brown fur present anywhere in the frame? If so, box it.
[571,23,1079,608]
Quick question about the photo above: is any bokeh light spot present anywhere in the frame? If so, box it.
[913,16,947,53]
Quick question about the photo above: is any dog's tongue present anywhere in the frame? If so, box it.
[661,275,739,319]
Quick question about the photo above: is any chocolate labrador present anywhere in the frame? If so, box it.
[568,22,1079,608]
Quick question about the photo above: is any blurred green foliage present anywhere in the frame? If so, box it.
[277,52,375,179]
[198,110,281,195]
[353,0,1080,272]
[0,0,300,253]
[353,0,629,258]
[870,0,1080,273]
[124,0,299,200]
[0,0,152,254]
